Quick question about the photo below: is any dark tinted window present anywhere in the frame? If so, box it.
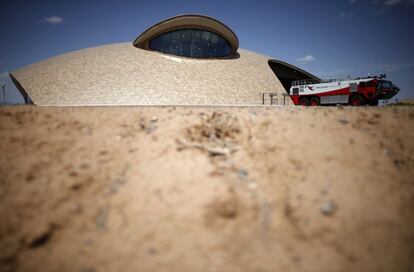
[381,81,392,89]
[292,87,299,95]
[149,29,231,58]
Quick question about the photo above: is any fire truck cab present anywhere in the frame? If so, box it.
[288,75,399,106]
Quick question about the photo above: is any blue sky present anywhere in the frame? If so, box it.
[1,0,413,104]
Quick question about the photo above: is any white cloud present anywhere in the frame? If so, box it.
[296,55,315,64]
[351,0,414,7]
[0,72,9,79]
[370,61,414,72]
[375,0,414,6]
[370,0,414,14]
[384,0,402,5]
[44,16,64,24]
[314,68,353,78]
[339,11,354,18]
[348,0,414,15]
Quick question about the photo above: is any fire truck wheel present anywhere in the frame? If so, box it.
[350,95,365,106]
[299,97,310,106]
[310,97,320,106]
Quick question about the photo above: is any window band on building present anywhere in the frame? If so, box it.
[148,29,231,58]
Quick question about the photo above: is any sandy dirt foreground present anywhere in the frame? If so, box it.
[0,105,413,272]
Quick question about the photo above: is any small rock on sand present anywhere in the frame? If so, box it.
[321,200,337,216]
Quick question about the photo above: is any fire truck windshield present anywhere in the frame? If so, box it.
[379,81,393,90]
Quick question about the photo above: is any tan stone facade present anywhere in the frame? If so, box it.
[11,44,291,106]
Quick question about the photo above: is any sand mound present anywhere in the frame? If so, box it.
[0,105,413,272]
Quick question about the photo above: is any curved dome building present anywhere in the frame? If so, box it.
[10,14,318,106]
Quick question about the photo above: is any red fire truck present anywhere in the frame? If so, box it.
[288,75,399,106]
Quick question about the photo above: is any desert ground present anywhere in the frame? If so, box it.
[0,105,413,272]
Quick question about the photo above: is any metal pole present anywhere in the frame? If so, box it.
[1,85,5,105]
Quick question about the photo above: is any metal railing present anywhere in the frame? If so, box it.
[261,93,291,105]
[291,79,321,86]
[292,76,352,87]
